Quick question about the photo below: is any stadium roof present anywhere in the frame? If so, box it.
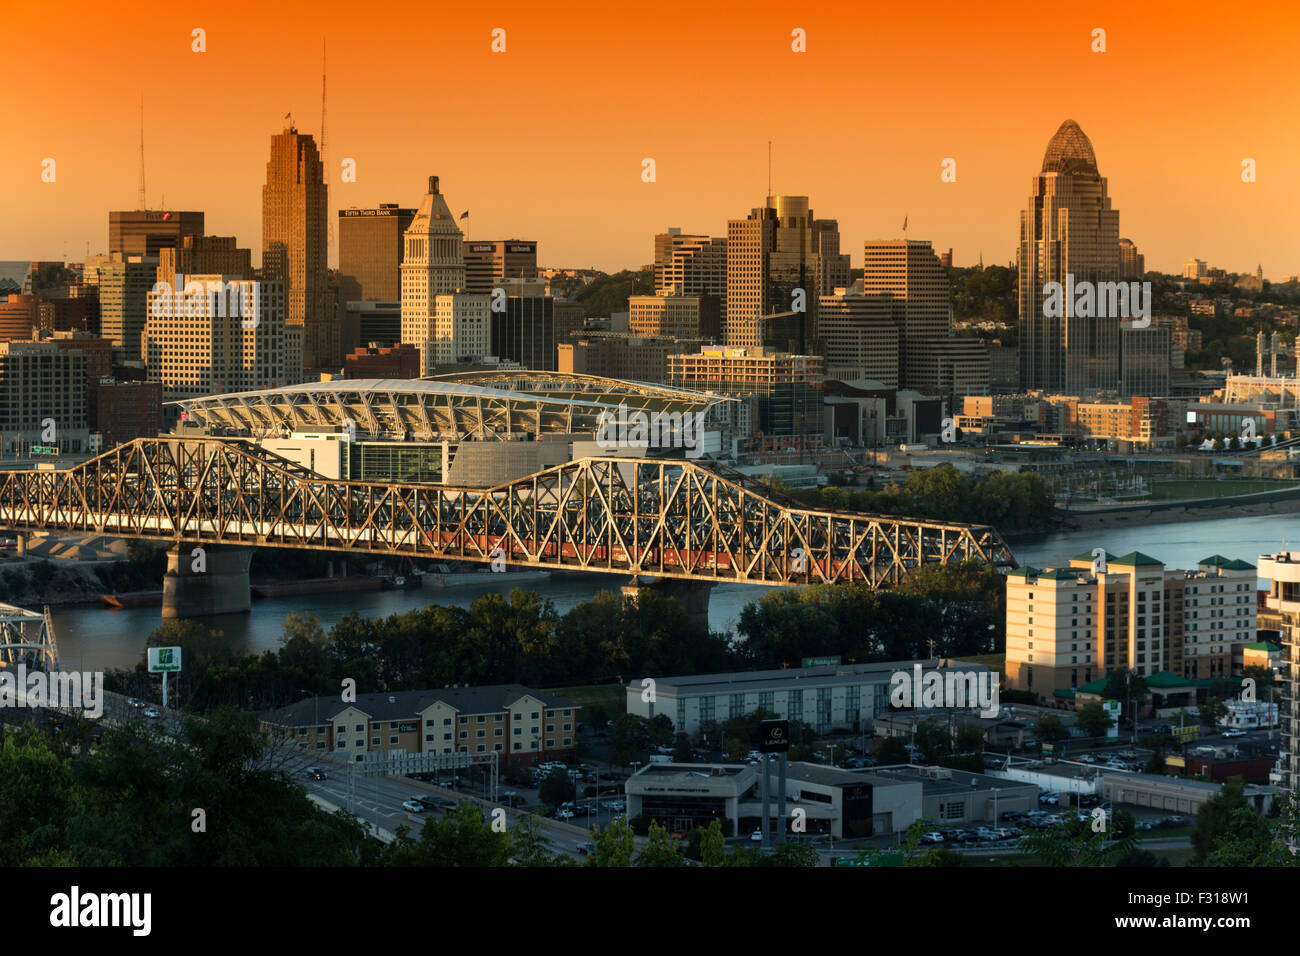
[170,375,721,442]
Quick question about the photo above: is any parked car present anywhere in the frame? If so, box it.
[751,829,763,842]
[1039,792,1059,805]
[143,708,160,719]
[1077,753,1096,763]
[974,827,1000,841]
[920,831,945,844]
[556,808,575,819]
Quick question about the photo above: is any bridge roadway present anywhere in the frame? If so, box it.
[0,437,1016,588]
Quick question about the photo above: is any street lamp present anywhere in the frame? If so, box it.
[991,787,1001,826]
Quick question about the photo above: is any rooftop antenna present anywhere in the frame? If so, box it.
[321,37,332,260]
[767,140,772,197]
[138,95,146,210]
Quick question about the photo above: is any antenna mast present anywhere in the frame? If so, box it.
[767,140,772,197]
[322,38,332,259]
[138,96,146,210]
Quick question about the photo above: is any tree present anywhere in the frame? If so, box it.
[1034,714,1069,744]
[873,736,909,765]
[609,714,652,764]
[1102,670,1149,724]
[539,767,576,808]
[1198,696,1229,726]
[635,821,686,867]
[1020,816,1137,866]
[672,736,694,762]
[508,811,558,866]
[699,819,726,866]
[1074,701,1114,738]
[1192,777,1270,865]
[587,816,635,867]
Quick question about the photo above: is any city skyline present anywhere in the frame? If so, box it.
[5,0,1298,276]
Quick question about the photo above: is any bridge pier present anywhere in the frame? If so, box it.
[621,576,715,633]
[161,543,252,619]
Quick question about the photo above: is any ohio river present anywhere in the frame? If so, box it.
[48,513,1296,673]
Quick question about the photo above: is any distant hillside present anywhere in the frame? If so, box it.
[573,268,654,318]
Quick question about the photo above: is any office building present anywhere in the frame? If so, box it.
[558,332,702,383]
[0,341,88,453]
[1006,553,1258,702]
[1120,324,1171,398]
[158,235,253,285]
[726,196,821,351]
[0,294,41,341]
[813,219,851,294]
[401,176,485,373]
[1119,238,1145,279]
[342,343,420,380]
[625,658,991,738]
[863,239,952,390]
[87,254,157,356]
[260,684,579,766]
[88,378,162,446]
[1182,258,1208,280]
[628,295,720,340]
[1258,552,1300,799]
[342,300,401,352]
[46,330,113,381]
[463,240,538,294]
[262,126,331,368]
[668,346,823,442]
[816,290,900,387]
[338,205,416,301]
[108,210,204,258]
[1018,120,1124,393]
[142,274,300,400]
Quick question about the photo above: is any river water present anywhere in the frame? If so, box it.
[47,513,1298,673]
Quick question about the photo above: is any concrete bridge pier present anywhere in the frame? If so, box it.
[162,543,252,619]
[621,576,715,633]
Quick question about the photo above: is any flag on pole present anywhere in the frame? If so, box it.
[902,215,908,232]
[459,210,469,220]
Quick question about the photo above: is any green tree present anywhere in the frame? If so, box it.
[635,821,686,866]
[873,736,909,764]
[1198,696,1229,726]
[1034,714,1069,744]
[1192,777,1270,865]
[1020,816,1137,866]
[508,811,557,866]
[1075,700,1115,738]
[672,736,694,762]
[609,714,652,764]
[587,816,635,867]
[700,819,726,866]
[539,767,576,808]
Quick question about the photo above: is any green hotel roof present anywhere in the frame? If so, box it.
[1244,641,1281,652]
[1052,688,1077,699]
[1110,551,1164,567]
[1221,559,1256,571]
[1072,550,1116,564]
[1007,566,1042,578]
[1199,554,1231,567]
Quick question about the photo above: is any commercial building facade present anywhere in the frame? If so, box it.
[260,684,578,765]
[338,205,416,302]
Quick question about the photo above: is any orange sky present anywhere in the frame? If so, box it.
[3,0,1298,276]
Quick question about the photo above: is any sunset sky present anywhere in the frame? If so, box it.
[4,0,1298,276]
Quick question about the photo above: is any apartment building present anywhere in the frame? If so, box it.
[0,340,89,452]
[1006,552,1258,703]
[668,346,824,441]
[1258,552,1300,800]
[260,684,579,766]
[628,294,721,340]
[558,332,703,383]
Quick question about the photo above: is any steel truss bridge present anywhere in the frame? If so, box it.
[0,438,1015,587]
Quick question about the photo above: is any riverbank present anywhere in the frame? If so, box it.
[1054,486,1300,532]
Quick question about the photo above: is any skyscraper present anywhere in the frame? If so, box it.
[400,176,488,373]
[725,196,820,351]
[109,210,204,258]
[463,240,538,294]
[338,205,416,301]
[862,239,951,388]
[1018,120,1122,393]
[261,126,331,368]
